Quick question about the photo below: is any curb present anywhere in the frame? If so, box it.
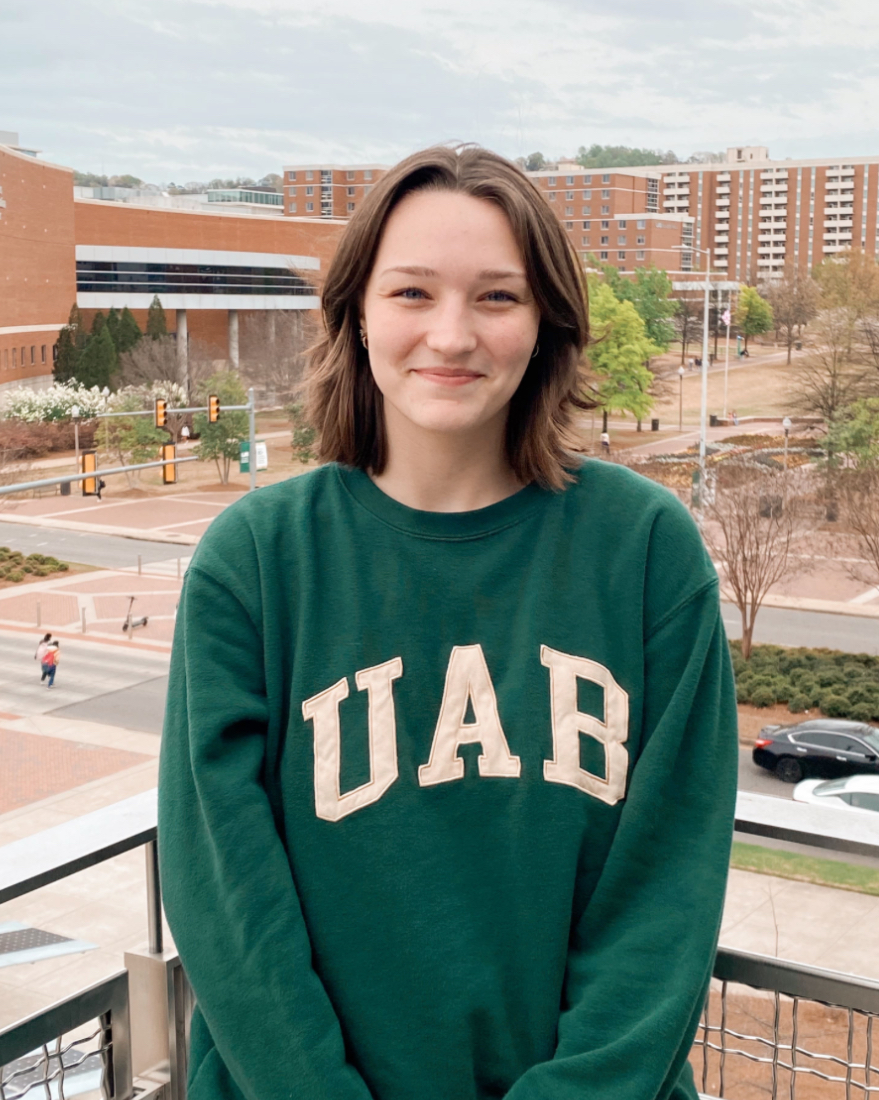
[722,592,879,620]
[0,512,200,546]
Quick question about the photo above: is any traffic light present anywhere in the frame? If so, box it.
[162,442,177,485]
[155,398,167,428]
[81,451,97,496]
[208,394,220,423]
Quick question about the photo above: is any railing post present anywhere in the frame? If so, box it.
[145,840,163,955]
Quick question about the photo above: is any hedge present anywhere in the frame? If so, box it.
[730,640,879,723]
[0,547,70,582]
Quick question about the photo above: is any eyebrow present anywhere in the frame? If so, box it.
[380,265,526,280]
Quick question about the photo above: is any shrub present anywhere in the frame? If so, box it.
[736,681,752,704]
[851,703,876,723]
[0,381,109,422]
[751,686,777,708]
[821,693,852,718]
[788,693,811,714]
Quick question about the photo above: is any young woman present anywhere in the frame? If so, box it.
[159,145,737,1100]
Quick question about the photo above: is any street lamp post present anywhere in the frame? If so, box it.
[674,243,712,487]
[678,365,685,431]
[782,415,792,470]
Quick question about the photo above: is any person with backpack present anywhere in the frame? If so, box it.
[35,633,52,680]
[43,640,59,687]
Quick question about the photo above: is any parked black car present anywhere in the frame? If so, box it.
[753,719,879,783]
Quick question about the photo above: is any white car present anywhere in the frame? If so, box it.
[793,774,879,814]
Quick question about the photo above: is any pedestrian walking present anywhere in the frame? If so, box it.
[732,409,739,427]
[43,640,59,687]
[35,632,52,679]
[599,429,611,455]
[159,145,737,1100]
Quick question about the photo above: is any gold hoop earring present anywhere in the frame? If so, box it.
[531,343,540,359]
[359,328,368,350]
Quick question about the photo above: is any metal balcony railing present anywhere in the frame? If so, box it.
[1,790,878,1099]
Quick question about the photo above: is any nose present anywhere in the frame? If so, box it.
[423,295,478,359]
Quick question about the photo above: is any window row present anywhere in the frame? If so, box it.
[2,345,48,369]
[546,173,612,186]
[288,169,374,183]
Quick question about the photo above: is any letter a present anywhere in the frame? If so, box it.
[541,645,629,805]
[418,645,520,787]
[302,657,403,822]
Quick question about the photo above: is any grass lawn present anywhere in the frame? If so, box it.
[652,354,805,424]
[731,842,879,896]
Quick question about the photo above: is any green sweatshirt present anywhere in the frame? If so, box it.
[158,459,737,1100]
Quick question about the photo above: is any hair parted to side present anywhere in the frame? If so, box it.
[305,143,592,490]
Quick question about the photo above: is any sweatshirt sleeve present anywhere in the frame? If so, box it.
[505,579,738,1100]
[158,562,374,1100]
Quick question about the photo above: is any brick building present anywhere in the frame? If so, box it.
[0,141,345,393]
[282,164,388,219]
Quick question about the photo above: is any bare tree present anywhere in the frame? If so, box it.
[761,275,821,363]
[701,464,817,658]
[674,296,703,365]
[838,469,879,588]
[118,335,179,388]
[790,308,871,421]
[240,310,315,403]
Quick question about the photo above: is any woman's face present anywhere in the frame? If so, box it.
[361,190,541,443]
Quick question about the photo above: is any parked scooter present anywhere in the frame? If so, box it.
[122,596,149,633]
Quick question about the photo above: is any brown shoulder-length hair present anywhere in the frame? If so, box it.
[305,144,591,489]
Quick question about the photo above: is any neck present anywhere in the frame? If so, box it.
[371,412,525,513]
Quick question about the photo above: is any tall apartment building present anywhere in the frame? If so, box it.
[525,165,695,273]
[282,164,388,219]
[620,146,879,283]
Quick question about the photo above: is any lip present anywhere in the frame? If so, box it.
[412,367,483,387]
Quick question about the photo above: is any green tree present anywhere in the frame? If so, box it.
[116,307,143,353]
[193,371,249,483]
[146,295,167,339]
[599,265,678,351]
[586,281,661,429]
[735,285,774,350]
[76,325,118,389]
[97,392,167,488]
[829,397,879,469]
[53,302,88,383]
[105,307,121,349]
[523,152,546,171]
[813,249,879,320]
[90,311,106,337]
[576,144,678,169]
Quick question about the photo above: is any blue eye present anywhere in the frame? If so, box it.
[399,287,426,299]
[485,290,516,302]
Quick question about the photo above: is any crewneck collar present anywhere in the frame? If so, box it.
[336,465,547,540]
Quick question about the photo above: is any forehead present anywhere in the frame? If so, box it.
[372,190,525,272]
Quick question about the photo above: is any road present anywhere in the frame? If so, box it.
[0,520,187,571]
[721,602,879,656]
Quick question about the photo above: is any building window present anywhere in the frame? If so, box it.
[364,185,372,194]
[583,189,592,199]
[364,170,373,181]
[601,236,609,245]
[288,187,297,196]
[289,203,297,213]
[306,201,314,211]
[564,221,573,229]
[581,236,590,246]
[582,220,591,229]
[306,170,314,180]
[347,187,355,196]
[602,174,611,183]
[618,266,626,272]
[12,348,16,368]
[21,347,25,364]
[347,171,355,181]
[618,251,626,260]
[565,205,573,215]
[287,171,296,181]
[637,219,646,229]
[566,175,574,185]
[347,202,355,212]
[601,189,610,198]
[582,205,591,215]
[618,220,627,229]
[548,176,556,185]
[52,344,57,362]
[600,251,608,260]
[306,186,314,195]
[618,236,626,245]
[601,220,610,229]
[636,250,646,260]
[601,205,610,214]
[637,235,645,245]
[548,192,556,202]
[565,190,574,200]
[30,345,35,364]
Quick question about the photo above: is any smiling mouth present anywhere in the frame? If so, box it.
[413,367,483,385]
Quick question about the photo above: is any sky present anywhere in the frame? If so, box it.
[3,0,879,184]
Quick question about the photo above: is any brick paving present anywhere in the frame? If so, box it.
[0,727,151,813]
